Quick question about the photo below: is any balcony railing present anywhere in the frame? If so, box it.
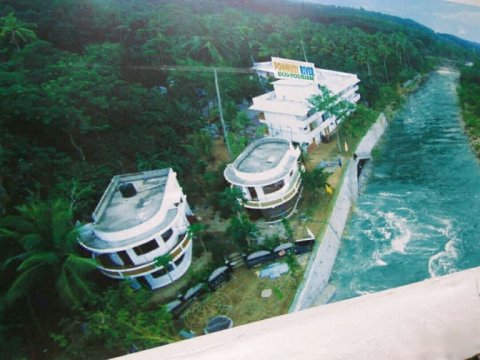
[243,172,302,209]
[98,233,192,279]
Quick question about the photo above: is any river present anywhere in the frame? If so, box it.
[329,69,480,301]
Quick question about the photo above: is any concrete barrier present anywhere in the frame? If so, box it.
[290,113,388,312]
[122,267,480,360]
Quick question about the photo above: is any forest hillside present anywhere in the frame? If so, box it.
[0,0,478,358]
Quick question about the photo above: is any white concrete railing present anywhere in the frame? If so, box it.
[116,267,480,360]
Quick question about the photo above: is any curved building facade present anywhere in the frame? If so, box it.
[224,137,303,220]
[78,168,193,290]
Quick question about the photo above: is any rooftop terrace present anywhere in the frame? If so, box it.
[92,169,170,232]
[224,138,300,186]
[237,138,289,173]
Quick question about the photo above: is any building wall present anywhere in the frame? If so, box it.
[240,164,300,203]
[263,111,338,146]
[255,81,360,147]
[93,201,193,288]
[144,239,193,289]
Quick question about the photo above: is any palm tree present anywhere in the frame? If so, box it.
[391,32,408,70]
[355,45,375,77]
[375,33,392,85]
[0,13,37,52]
[154,254,175,285]
[1,198,97,307]
[187,223,207,253]
[226,213,258,249]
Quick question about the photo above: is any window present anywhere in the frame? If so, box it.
[151,261,174,278]
[151,267,167,278]
[263,180,285,194]
[174,253,186,267]
[161,228,173,242]
[137,276,149,287]
[133,239,159,256]
[307,108,316,117]
[97,254,117,267]
[322,111,332,122]
[248,187,258,200]
[118,250,134,266]
[290,170,294,177]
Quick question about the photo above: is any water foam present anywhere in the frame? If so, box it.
[427,218,459,277]
[373,251,387,266]
[391,229,412,253]
[355,290,372,296]
[383,211,412,254]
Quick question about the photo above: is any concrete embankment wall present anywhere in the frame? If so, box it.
[290,113,388,312]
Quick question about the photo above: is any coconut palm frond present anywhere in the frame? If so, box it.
[1,251,34,270]
[17,251,58,271]
[5,263,44,304]
[0,215,35,233]
[56,269,77,306]
[51,199,73,249]
[64,266,96,303]
[19,233,44,251]
[64,254,97,273]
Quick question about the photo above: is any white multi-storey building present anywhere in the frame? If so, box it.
[78,168,194,290]
[224,137,303,220]
[251,59,360,150]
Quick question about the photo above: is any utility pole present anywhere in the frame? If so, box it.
[131,64,252,161]
[301,40,308,63]
[336,127,341,152]
[214,68,233,160]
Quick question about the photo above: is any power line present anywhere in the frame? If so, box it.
[129,65,255,74]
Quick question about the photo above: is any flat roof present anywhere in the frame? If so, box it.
[224,138,299,186]
[315,68,359,95]
[237,139,290,173]
[92,169,170,232]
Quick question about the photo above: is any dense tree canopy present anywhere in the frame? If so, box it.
[0,0,478,358]
[459,63,480,155]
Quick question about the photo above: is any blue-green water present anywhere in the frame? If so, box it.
[330,70,480,301]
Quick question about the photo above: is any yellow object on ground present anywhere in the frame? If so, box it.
[325,184,333,195]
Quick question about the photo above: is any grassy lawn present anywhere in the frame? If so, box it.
[180,255,309,335]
